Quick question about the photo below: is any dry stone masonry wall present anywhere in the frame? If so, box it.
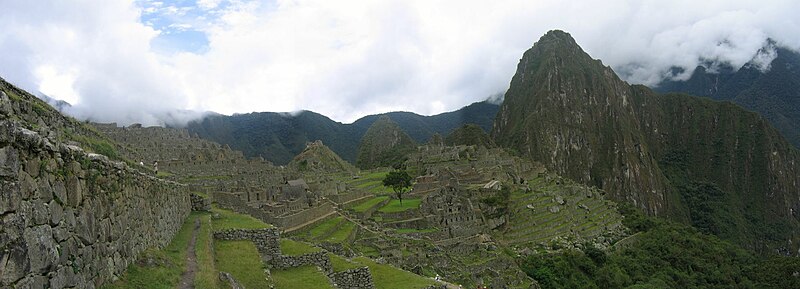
[212,228,376,288]
[212,228,281,261]
[329,267,373,289]
[0,120,191,288]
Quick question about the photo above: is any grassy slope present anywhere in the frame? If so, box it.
[215,240,272,288]
[272,266,336,289]
[352,257,437,289]
[352,196,389,212]
[280,239,321,256]
[378,199,421,213]
[211,207,272,230]
[210,205,273,288]
[194,213,218,289]
[325,221,356,243]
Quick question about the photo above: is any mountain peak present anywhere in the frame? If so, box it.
[538,30,579,48]
[526,30,590,62]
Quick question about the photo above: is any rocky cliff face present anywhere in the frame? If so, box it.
[356,116,417,169]
[493,30,800,255]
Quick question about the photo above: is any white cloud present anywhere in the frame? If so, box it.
[34,65,80,104]
[1,0,799,126]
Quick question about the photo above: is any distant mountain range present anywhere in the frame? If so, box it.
[185,100,499,165]
[655,43,800,148]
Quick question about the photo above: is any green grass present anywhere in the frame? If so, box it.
[214,240,272,288]
[211,207,271,231]
[325,221,356,243]
[352,257,438,289]
[396,228,439,234]
[307,216,343,239]
[356,179,384,189]
[352,196,389,213]
[355,170,389,182]
[377,199,421,213]
[272,265,336,289]
[103,213,196,289]
[329,254,362,272]
[280,239,321,256]
[183,175,231,181]
[155,171,173,178]
[194,213,218,289]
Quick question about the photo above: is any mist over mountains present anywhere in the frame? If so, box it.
[655,45,800,148]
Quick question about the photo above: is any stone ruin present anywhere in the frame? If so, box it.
[93,123,338,232]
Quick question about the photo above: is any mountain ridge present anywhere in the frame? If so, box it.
[492,30,800,255]
[186,100,499,164]
[655,45,800,148]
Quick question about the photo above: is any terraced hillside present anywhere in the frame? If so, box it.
[109,203,441,289]
[500,175,624,247]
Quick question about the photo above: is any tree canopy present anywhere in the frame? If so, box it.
[382,170,413,204]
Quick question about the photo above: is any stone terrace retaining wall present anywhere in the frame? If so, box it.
[211,228,378,288]
[214,191,275,223]
[273,251,332,274]
[0,121,190,288]
[274,202,334,229]
[327,190,371,205]
[330,267,374,289]
[213,228,281,261]
[190,193,211,211]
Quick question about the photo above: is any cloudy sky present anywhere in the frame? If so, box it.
[1,0,799,126]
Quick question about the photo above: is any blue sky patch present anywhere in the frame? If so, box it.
[136,0,230,54]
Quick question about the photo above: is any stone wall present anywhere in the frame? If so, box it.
[211,228,380,289]
[212,228,281,260]
[330,267,374,289]
[273,251,332,274]
[214,192,276,223]
[190,193,211,211]
[218,271,245,289]
[327,190,371,205]
[273,202,334,229]
[0,121,190,288]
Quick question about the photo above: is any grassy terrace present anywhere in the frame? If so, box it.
[208,206,274,288]
[280,239,321,255]
[396,228,439,234]
[330,254,362,272]
[352,196,389,212]
[272,266,336,289]
[352,257,438,289]
[377,199,421,213]
[194,213,218,289]
[325,221,357,243]
[347,170,390,194]
[306,216,344,239]
[215,240,272,288]
[210,207,272,231]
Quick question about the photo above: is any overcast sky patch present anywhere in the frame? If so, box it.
[0,0,798,126]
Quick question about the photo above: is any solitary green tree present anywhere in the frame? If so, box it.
[382,170,412,204]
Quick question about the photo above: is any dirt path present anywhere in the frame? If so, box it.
[178,218,200,289]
